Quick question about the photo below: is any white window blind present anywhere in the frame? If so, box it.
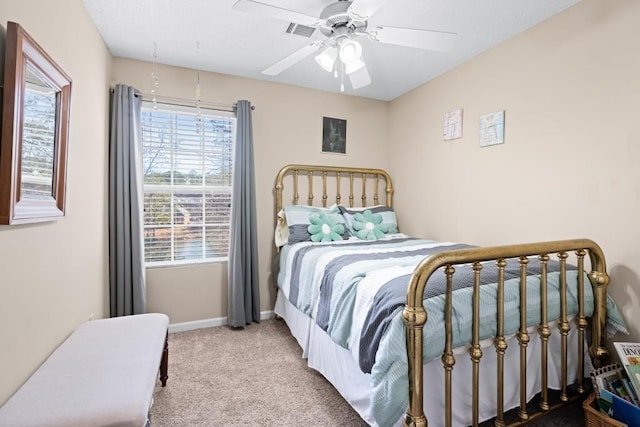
[141,101,235,266]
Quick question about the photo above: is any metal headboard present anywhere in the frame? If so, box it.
[274,164,393,215]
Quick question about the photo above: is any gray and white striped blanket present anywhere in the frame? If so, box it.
[276,234,626,427]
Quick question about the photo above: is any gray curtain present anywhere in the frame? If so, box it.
[228,100,260,328]
[109,84,146,317]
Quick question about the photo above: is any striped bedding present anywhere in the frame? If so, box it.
[276,234,625,426]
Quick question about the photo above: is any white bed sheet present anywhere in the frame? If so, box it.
[275,290,592,427]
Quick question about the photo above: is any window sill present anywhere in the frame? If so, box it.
[145,257,228,269]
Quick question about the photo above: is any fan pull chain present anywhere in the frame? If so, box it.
[340,61,345,92]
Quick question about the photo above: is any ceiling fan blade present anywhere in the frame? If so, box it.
[347,0,390,21]
[262,42,323,76]
[348,63,372,90]
[369,26,457,52]
[232,0,320,27]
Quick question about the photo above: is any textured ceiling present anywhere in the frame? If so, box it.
[83,0,581,101]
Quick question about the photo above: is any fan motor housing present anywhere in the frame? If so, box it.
[319,1,367,37]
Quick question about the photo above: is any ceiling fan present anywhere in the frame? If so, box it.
[232,0,457,91]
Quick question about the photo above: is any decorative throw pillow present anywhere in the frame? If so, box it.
[274,210,289,248]
[307,212,345,242]
[339,205,399,239]
[350,210,388,240]
[283,204,348,245]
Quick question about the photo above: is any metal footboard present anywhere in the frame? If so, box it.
[402,240,610,427]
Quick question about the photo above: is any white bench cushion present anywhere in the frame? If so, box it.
[0,313,169,427]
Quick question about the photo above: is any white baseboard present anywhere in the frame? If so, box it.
[168,310,275,333]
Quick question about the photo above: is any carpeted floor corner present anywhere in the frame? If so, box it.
[150,319,367,426]
[150,319,586,426]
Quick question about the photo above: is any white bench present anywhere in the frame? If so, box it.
[0,313,169,427]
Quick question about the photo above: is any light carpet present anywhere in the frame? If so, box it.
[150,319,367,426]
[150,318,586,426]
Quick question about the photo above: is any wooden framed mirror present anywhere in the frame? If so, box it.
[0,22,72,225]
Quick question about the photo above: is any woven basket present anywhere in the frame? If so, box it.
[583,393,627,427]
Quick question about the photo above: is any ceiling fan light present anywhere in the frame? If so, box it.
[345,58,365,75]
[348,63,372,89]
[315,46,337,72]
[339,39,362,64]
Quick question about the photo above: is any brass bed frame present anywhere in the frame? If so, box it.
[275,164,610,427]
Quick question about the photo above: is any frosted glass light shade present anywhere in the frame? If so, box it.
[345,58,365,74]
[315,46,337,72]
[339,40,362,64]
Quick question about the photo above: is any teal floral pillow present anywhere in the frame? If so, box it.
[351,210,389,240]
[283,204,348,244]
[339,205,399,239]
[307,212,346,242]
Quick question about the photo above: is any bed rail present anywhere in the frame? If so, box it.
[402,239,610,427]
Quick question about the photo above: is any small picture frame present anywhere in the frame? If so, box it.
[322,116,347,154]
[479,110,505,147]
[443,109,463,141]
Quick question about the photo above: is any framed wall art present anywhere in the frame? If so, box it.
[322,116,346,154]
[479,110,505,147]
[443,109,463,141]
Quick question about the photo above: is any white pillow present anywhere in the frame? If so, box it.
[274,210,289,248]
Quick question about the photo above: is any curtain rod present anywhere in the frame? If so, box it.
[109,87,255,112]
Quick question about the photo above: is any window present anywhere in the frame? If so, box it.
[141,101,235,266]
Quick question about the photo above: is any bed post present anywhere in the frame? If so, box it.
[403,270,431,427]
[587,268,610,367]
[579,242,610,368]
[402,305,428,427]
[275,170,285,215]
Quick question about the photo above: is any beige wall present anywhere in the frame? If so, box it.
[2,0,636,407]
[0,0,112,405]
[389,0,640,341]
[111,58,390,323]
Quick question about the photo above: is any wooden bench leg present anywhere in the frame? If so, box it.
[160,332,169,387]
